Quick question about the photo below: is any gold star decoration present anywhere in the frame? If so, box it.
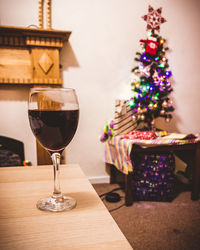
[142,5,167,32]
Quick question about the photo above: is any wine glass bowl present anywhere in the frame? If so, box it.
[28,88,79,212]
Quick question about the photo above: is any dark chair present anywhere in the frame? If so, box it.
[0,136,25,167]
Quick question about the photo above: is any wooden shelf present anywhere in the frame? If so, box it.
[0,25,71,85]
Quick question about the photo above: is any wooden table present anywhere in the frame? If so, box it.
[0,164,132,250]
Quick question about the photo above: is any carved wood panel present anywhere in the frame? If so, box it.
[0,25,71,85]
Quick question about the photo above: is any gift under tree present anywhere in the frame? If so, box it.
[129,5,174,130]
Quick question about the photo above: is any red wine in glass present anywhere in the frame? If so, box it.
[28,88,79,212]
[28,110,79,154]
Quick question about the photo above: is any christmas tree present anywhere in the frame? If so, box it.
[129,5,174,130]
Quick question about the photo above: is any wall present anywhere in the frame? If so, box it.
[0,0,199,179]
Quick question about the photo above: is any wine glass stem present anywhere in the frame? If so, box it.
[51,152,62,198]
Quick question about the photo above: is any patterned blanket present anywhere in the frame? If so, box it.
[105,134,200,175]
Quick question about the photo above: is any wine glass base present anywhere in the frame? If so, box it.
[36,195,77,212]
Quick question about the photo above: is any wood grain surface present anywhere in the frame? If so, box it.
[0,164,132,249]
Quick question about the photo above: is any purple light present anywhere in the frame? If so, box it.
[165,71,172,78]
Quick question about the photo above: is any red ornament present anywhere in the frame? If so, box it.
[140,38,159,55]
[142,5,167,32]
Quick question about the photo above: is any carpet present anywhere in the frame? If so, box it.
[92,181,200,250]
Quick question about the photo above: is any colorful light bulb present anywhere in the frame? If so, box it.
[165,71,172,78]
[129,100,134,107]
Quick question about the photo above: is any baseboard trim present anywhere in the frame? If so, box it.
[88,175,110,184]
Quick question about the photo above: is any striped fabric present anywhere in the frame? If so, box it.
[105,136,133,174]
[113,99,136,136]
[105,134,200,175]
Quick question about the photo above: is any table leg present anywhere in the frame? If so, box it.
[125,172,133,206]
[109,164,117,184]
[191,144,200,200]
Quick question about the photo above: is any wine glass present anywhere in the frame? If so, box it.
[28,87,79,212]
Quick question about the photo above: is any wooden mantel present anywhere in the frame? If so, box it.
[0,25,71,85]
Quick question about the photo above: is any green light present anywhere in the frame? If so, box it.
[159,63,165,68]
[129,100,134,107]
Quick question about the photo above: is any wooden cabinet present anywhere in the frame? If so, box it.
[0,25,71,85]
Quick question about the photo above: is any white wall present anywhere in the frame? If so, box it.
[0,0,199,178]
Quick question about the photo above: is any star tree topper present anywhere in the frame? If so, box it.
[142,5,166,32]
